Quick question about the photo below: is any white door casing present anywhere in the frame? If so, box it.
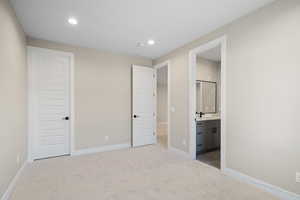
[28,47,73,160]
[188,36,227,170]
[132,65,156,147]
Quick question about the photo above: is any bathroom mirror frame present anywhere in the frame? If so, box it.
[196,80,217,114]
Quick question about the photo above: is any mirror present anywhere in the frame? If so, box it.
[196,80,217,114]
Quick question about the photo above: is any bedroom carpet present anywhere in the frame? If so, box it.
[10,145,278,200]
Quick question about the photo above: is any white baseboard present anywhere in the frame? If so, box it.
[169,147,192,160]
[224,168,300,200]
[72,143,131,156]
[1,161,28,200]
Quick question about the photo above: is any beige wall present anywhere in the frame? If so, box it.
[197,57,221,112]
[27,38,152,150]
[0,0,27,197]
[197,58,220,82]
[155,0,300,195]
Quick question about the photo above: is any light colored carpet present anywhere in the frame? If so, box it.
[10,146,278,200]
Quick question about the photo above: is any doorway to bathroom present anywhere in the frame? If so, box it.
[189,37,226,170]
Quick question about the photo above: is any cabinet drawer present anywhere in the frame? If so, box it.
[211,127,218,134]
[196,119,221,152]
[197,125,209,133]
[197,121,205,126]
[209,120,220,128]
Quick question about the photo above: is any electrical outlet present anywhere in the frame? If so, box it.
[105,136,109,141]
[296,172,300,183]
[182,139,186,146]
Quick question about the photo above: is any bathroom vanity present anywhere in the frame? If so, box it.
[196,119,220,154]
[196,80,221,154]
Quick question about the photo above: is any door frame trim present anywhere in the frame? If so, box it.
[154,60,171,149]
[188,36,227,171]
[27,46,75,162]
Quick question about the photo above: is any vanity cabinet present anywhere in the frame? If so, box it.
[196,120,220,154]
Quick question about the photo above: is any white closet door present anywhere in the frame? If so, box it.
[132,65,156,147]
[29,47,71,160]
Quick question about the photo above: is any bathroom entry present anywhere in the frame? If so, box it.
[195,45,222,169]
[155,63,169,148]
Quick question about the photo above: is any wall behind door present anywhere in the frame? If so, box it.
[27,38,152,150]
[0,0,27,197]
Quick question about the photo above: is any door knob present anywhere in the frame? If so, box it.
[62,116,69,120]
[133,115,139,118]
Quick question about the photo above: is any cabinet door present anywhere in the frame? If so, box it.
[212,127,220,148]
[196,134,205,152]
[203,131,214,150]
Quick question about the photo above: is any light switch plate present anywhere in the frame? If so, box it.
[296,172,300,183]
[171,107,175,113]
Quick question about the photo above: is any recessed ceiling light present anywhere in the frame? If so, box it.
[68,17,78,25]
[147,39,155,45]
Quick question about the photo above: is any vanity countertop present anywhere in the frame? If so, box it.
[196,115,220,122]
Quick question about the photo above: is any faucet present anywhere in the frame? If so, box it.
[196,112,205,118]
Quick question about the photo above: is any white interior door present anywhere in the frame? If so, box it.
[132,65,156,147]
[28,47,72,160]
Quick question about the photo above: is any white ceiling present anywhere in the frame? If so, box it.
[198,46,221,62]
[10,0,274,59]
